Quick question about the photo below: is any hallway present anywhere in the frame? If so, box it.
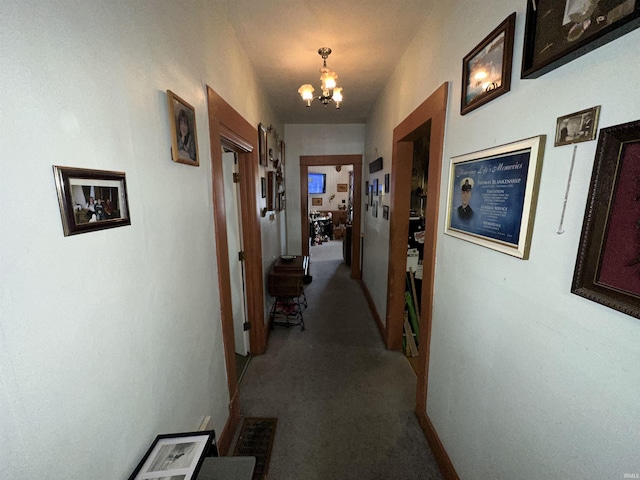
[237,243,443,479]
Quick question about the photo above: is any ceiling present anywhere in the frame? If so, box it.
[216,0,435,124]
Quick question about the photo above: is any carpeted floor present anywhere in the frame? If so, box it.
[235,247,443,480]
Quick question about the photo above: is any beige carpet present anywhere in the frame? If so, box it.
[309,239,343,263]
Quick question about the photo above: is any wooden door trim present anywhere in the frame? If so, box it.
[206,86,267,451]
[300,154,362,279]
[386,83,448,411]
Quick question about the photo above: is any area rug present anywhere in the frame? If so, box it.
[233,417,277,480]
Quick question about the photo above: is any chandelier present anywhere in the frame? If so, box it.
[298,47,343,109]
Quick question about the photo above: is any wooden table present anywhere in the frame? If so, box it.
[268,256,309,330]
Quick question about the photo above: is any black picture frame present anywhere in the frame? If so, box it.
[384,173,390,193]
[258,123,268,166]
[53,166,131,237]
[128,430,215,480]
[521,0,640,79]
[261,177,266,198]
[461,13,516,115]
[369,157,383,173]
[572,119,640,319]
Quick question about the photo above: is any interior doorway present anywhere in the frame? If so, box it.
[221,149,251,383]
[385,83,448,418]
[299,155,362,279]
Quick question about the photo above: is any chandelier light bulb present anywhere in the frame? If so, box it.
[298,47,343,109]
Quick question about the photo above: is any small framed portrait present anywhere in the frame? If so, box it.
[53,166,131,237]
[258,123,268,166]
[167,90,199,166]
[461,13,516,115]
[128,430,215,480]
[383,205,390,220]
[312,197,323,206]
[554,105,600,146]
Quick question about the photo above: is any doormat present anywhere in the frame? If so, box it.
[233,417,277,480]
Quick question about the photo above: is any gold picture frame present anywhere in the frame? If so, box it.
[167,90,199,166]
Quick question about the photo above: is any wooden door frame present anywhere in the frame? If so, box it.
[299,155,362,279]
[206,86,267,453]
[386,82,448,409]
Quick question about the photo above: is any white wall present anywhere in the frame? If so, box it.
[284,124,365,254]
[307,165,353,212]
[0,2,281,479]
[365,1,640,478]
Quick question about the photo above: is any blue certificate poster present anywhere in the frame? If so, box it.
[446,136,545,259]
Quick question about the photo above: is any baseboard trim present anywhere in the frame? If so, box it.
[217,388,241,455]
[416,410,459,480]
[358,279,385,340]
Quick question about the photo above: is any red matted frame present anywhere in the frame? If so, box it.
[572,119,640,319]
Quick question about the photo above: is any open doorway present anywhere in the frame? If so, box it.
[385,83,448,419]
[299,155,362,279]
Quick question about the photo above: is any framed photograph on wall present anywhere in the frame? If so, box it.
[384,173,390,193]
[261,177,266,198]
[128,430,214,480]
[461,13,516,115]
[167,90,199,166]
[53,166,131,237]
[522,0,640,79]
[445,135,546,259]
[572,119,640,319]
[555,105,601,146]
[258,123,268,166]
[373,178,379,196]
[383,205,390,220]
[337,183,348,192]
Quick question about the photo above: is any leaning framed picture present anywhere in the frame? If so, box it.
[167,90,199,166]
[53,166,131,237]
[461,13,516,115]
[128,430,215,480]
[258,123,268,166]
[555,105,601,146]
[572,119,640,319]
[521,0,640,79]
[445,135,546,259]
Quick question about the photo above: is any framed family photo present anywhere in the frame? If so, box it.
[128,430,215,480]
[555,105,601,146]
[167,90,199,166]
[461,13,516,115]
[53,166,131,237]
[572,119,640,319]
[522,0,640,79]
[445,135,546,259]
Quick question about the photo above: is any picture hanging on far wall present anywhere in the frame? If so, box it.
[53,166,131,237]
[373,178,379,196]
[337,183,348,192]
[384,173,390,193]
[383,205,389,220]
[554,105,601,146]
[312,197,323,206]
[572,119,640,320]
[167,90,199,166]
[261,177,266,198]
[445,135,546,259]
[461,13,516,115]
[128,430,215,480]
[258,123,268,166]
[521,0,640,79]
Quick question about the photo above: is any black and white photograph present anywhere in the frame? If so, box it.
[555,105,601,146]
[128,431,213,480]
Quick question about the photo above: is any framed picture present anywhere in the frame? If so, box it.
[522,0,640,79]
[373,178,379,196]
[128,430,214,480]
[280,140,286,167]
[167,90,199,166]
[445,135,546,259]
[369,185,374,206]
[279,191,286,211]
[383,205,390,220]
[267,171,276,211]
[384,173,390,193]
[337,183,348,192]
[312,197,323,206]
[365,181,369,195]
[572,119,640,319]
[53,166,131,237]
[555,105,601,146]
[258,123,268,166]
[261,177,266,198]
[461,13,516,115]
